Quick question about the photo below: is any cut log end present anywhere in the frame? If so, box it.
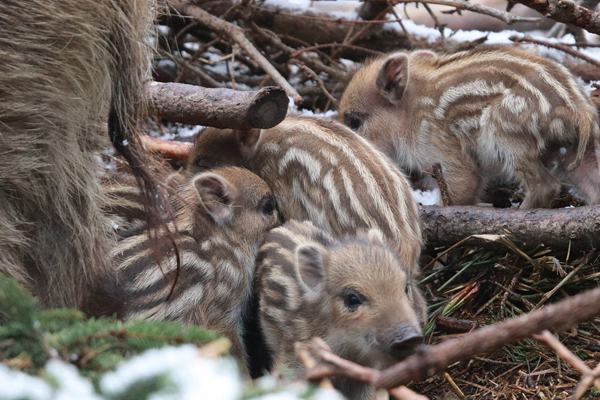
[148,82,288,130]
[248,87,289,129]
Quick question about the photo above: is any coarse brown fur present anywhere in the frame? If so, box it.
[256,220,425,400]
[188,115,423,274]
[95,167,281,368]
[0,0,159,307]
[340,46,600,208]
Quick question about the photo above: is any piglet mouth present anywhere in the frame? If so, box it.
[388,324,424,361]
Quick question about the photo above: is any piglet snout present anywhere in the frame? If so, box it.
[389,324,423,360]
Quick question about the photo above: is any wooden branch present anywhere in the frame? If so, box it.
[140,136,192,163]
[420,205,600,252]
[170,1,303,104]
[374,286,600,389]
[510,0,600,35]
[390,0,540,24]
[148,82,288,129]
[510,34,600,69]
[431,164,451,207]
[533,330,600,393]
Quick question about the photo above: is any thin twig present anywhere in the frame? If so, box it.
[299,65,338,108]
[533,330,600,397]
[387,0,415,47]
[249,22,347,81]
[510,34,600,69]
[431,164,451,207]
[290,43,381,58]
[251,2,538,24]
[172,1,302,103]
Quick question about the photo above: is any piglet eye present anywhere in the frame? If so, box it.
[344,114,363,131]
[343,293,362,308]
[259,197,276,216]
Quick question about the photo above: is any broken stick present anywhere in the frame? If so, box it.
[374,285,600,389]
[148,82,288,129]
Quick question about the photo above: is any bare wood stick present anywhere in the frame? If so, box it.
[299,65,338,107]
[573,363,600,399]
[533,330,600,393]
[510,34,600,69]
[436,316,480,333]
[304,338,381,383]
[509,0,600,35]
[388,386,430,400]
[295,342,335,390]
[140,136,192,163]
[171,1,302,104]
[375,286,600,389]
[148,82,288,129]
[390,0,540,24]
[431,164,451,207]
[251,2,538,25]
[420,205,600,252]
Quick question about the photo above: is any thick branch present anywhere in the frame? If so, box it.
[170,1,303,104]
[148,82,288,129]
[420,205,600,252]
[510,0,600,34]
[375,286,600,389]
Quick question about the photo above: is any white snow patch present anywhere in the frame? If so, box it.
[100,345,241,400]
[157,25,170,35]
[582,80,600,96]
[178,125,205,138]
[0,364,52,400]
[412,188,442,206]
[45,360,101,400]
[298,109,339,119]
[339,58,357,70]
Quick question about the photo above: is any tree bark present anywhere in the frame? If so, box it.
[148,82,288,129]
[511,0,600,35]
[420,205,600,252]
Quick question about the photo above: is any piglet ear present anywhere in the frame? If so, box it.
[367,228,386,246]
[234,128,262,156]
[411,50,436,61]
[296,243,327,293]
[376,54,409,105]
[193,172,236,223]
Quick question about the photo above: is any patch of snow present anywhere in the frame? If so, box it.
[178,125,205,138]
[156,59,176,69]
[298,109,339,119]
[100,345,241,400]
[328,8,358,20]
[339,58,357,70]
[157,25,170,35]
[185,42,200,51]
[45,360,101,400]
[262,0,316,13]
[412,188,442,206]
[0,364,52,400]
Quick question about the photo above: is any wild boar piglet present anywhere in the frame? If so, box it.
[188,115,422,274]
[95,167,281,367]
[257,220,426,400]
[340,46,600,208]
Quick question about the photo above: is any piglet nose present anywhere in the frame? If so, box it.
[390,324,423,359]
